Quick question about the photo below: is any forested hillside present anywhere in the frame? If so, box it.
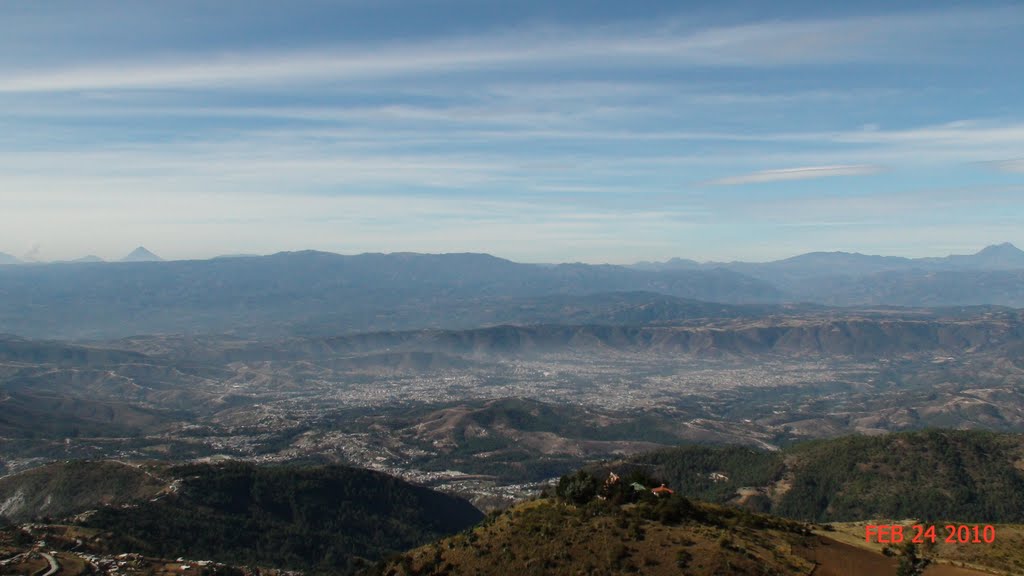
[624,430,1024,522]
[80,462,483,573]
[0,461,483,574]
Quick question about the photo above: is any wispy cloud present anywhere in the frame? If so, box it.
[1,4,1021,262]
[728,185,1024,223]
[0,147,513,190]
[991,158,1024,173]
[705,165,882,186]
[0,6,1016,93]
[0,171,697,263]
[830,121,1024,147]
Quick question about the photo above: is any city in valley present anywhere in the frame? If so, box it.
[4,304,1021,509]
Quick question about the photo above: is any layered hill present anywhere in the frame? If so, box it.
[0,336,209,440]
[0,252,781,339]
[638,243,1024,307]
[0,336,147,365]
[224,314,1023,361]
[639,242,1024,276]
[801,269,1024,307]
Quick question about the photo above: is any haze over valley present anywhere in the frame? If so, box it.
[2,244,1023,507]
[5,1,1024,573]
[2,242,1024,573]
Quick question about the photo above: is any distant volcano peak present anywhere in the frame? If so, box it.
[121,246,163,262]
[978,242,1022,254]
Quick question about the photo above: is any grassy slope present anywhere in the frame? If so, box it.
[376,499,1004,576]
[376,498,825,576]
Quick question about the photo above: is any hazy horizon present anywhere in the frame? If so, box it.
[1,240,1021,267]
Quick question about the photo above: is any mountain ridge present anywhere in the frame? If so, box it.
[0,242,1021,268]
[0,253,782,339]
[0,246,1021,339]
[635,242,1024,272]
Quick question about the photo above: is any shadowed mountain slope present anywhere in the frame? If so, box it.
[0,460,484,574]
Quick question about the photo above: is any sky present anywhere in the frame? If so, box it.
[2,0,1023,264]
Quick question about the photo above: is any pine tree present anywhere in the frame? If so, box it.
[896,542,930,576]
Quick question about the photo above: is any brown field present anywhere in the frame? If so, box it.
[925,566,1003,576]
[798,537,896,575]
[822,520,1018,575]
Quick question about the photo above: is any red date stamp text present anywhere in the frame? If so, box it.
[865,524,995,544]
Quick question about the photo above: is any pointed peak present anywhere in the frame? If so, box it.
[121,246,163,262]
[965,242,1024,268]
[977,242,1022,255]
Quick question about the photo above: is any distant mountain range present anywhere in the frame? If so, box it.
[0,247,160,265]
[635,242,1024,276]
[72,254,105,263]
[0,251,783,338]
[202,315,1021,363]
[1,242,1021,270]
[0,244,1021,339]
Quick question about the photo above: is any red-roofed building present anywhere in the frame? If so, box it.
[651,483,674,497]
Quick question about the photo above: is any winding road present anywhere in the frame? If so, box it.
[37,552,59,576]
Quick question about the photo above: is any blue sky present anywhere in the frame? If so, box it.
[2,0,1023,263]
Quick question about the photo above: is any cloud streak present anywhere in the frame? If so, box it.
[705,165,882,186]
[992,158,1024,173]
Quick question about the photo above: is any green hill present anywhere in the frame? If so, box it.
[0,460,169,522]
[622,429,1024,523]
